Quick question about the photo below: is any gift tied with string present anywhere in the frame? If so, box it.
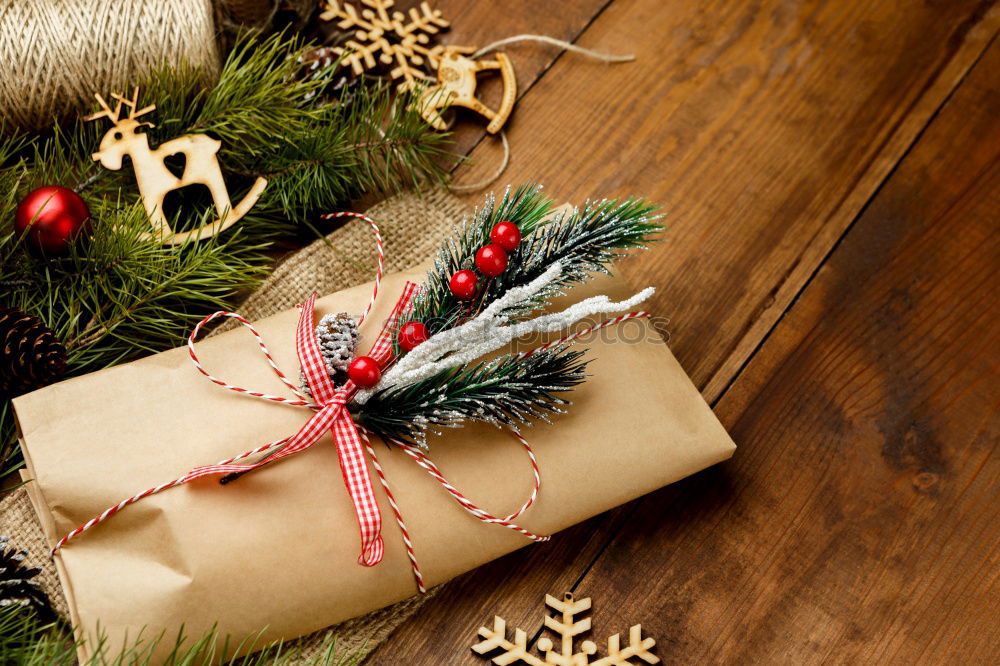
[15,185,736,660]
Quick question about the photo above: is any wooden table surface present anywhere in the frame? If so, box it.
[366,1,1000,663]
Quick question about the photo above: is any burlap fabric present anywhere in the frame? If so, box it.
[0,0,220,131]
[0,188,469,662]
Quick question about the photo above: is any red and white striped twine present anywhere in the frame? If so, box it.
[189,311,316,408]
[397,430,547,541]
[362,428,546,593]
[319,211,383,327]
[51,432,294,552]
[360,428,426,593]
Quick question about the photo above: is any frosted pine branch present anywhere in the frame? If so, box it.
[354,348,588,447]
[357,262,654,402]
[405,184,661,344]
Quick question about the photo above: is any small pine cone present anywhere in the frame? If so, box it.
[301,312,359,395]
[316,312,359,375]
[0,307,67,398]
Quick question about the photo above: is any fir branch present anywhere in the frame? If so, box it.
[483,196,661,318]
[130,32,334,162]
[407,184,558,339]
[237,85,452,226]
[0,202,268,376]
[0,32,452,244]
[0,603,362,666]
[406,185,661,342]
[356,348,589,446]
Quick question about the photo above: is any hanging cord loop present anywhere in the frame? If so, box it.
[448,36,634,193]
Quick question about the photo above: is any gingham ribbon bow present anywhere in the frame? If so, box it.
[182,285,418,566]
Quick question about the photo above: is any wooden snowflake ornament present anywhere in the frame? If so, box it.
[85,88,267,246]
[472,593,659,666]
[319,0,450,90]
[319,0,518,133]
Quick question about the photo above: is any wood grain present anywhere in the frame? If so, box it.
[550,32,1000,665]
[367,0,1000,663]
[456,0,999,401]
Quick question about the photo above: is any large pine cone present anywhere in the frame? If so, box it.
[0,307,67,398]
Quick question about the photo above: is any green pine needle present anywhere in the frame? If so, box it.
[0,604,362,666]
[370,184,662,444]
[357,348,589,447]
[407,184,662,341]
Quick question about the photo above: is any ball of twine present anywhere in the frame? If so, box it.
[0,0,221,131]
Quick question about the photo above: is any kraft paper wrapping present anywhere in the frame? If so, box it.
[14,266,735,660]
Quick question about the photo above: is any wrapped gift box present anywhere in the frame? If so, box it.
[14,265,735,660]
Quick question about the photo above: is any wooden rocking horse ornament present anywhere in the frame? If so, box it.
[418,46,517,134]
[85,88,267,245]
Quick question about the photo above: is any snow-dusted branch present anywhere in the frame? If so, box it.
[355,262,654,403]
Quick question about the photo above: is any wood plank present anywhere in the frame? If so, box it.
[455,0,999,402]
[561,33,1000,664]
[368,0,1000,663]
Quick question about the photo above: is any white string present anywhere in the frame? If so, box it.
[472,34,636,62]
[447,130,510,193]
[446,36,633,193]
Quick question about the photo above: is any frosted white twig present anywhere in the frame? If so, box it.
[355,262,654,403]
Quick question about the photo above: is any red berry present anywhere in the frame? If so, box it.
[475,244,508,277]
[347,356,381,388]
[398,321,429,352]
[490,220,521,252]
[450,269,478,300]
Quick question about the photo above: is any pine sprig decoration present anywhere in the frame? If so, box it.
[0,601,362,665]
[406,185,660,342]
[483,197,660,318]
[356,348,589,446]
[1,203,268,377]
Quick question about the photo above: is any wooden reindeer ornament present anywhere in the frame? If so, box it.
[85,88,267,245]
[417,46,516,134]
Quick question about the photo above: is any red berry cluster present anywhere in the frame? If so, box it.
[379,221,523,374]
[449,220,521,301]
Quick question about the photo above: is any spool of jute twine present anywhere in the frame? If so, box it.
[0,0,221,131]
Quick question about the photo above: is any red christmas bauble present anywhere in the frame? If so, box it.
[398,321,429,352]
[450,269,478,300]
[14,186,91,254]
[490,220,521,252]
[475,244,508,277]
[347,356,381,388]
